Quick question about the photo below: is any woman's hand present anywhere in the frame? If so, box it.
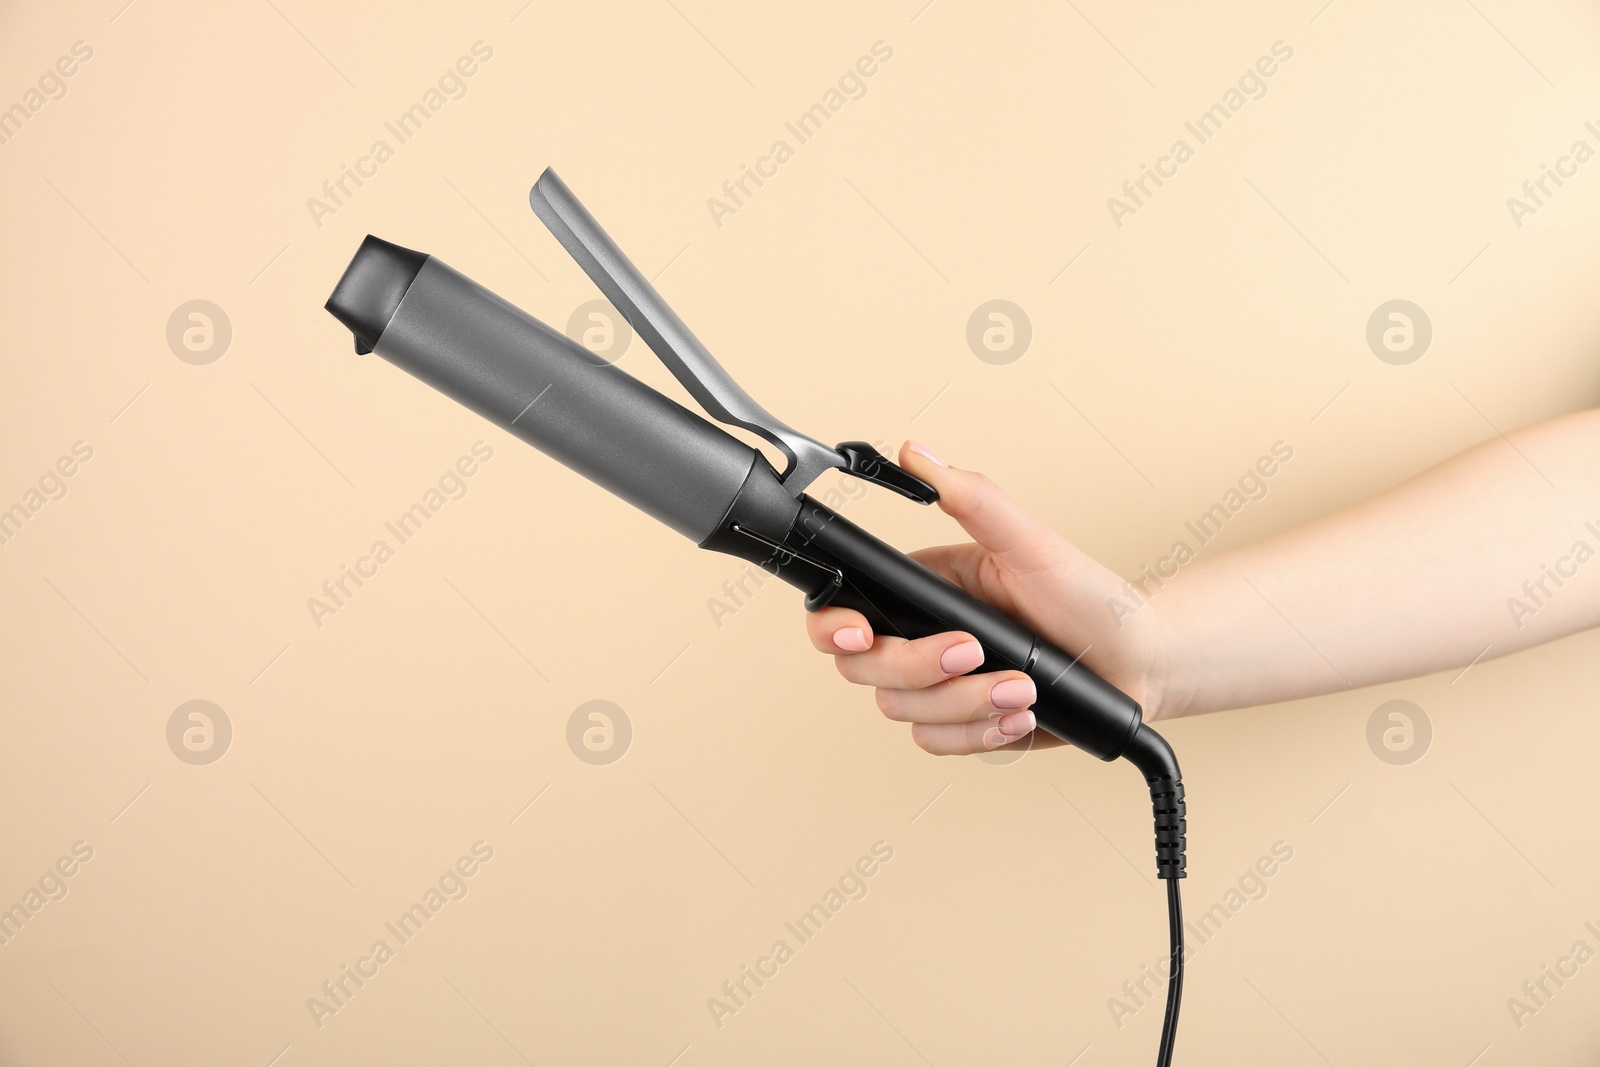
[804,441,1173,756]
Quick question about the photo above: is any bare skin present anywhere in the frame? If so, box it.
[804,411,1600,755]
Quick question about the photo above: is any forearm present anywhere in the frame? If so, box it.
[1155,408,1600,718]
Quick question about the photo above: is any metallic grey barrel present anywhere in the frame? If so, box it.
[337,245,759,542]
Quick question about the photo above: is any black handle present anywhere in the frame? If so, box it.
[739,497,1145,761]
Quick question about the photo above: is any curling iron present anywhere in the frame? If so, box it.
[326,168,1189,1065]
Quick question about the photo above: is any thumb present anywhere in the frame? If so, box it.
[899,440,1065,569]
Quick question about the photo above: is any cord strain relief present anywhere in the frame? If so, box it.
[1148,775,1187,880]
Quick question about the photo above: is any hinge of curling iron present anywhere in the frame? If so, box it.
[529,168,937,506]
[728,523,843,609]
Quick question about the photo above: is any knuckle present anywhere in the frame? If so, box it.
[890,666,923,692]
[966,474,1000,519]
[886,653,926,690]
[874,687,901,721]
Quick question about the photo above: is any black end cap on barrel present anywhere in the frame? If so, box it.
[325,235,428,355]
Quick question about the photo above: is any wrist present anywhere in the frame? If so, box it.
[1137,577,1198,724]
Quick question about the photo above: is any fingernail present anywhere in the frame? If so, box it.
[906,440,948,468]
[990,678,1036,709]
[833,627,871,652]
[983,726,1008,749]
[939,640,984,675]
[997,709,1036,737]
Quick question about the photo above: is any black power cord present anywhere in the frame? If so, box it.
[1124,725,1188,1066]
[1158,878,1184,1066]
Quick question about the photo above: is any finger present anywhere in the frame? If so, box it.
[900,441,1086,572]
[875,671,1037,724]
[833,631,985,690]
[910,713,1037,756]
[805,606,874,654]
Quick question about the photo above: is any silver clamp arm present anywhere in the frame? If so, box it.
[531,168,843,495]
[530,168,935,505]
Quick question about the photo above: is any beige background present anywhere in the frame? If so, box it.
[2,0,1599,1064]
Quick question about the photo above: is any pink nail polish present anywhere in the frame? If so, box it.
[939,640,984,675]
[906,440,948,468]
[998,709,1036,737]
[833,627,871,652]
[990,678,1036,709]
